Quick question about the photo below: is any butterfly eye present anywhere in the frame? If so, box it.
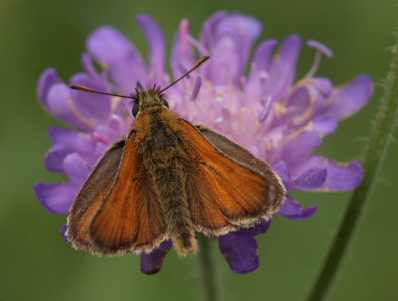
[163,99,169,108]
[132,103,140,117]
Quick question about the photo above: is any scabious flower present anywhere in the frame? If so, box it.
[34,11,373,275]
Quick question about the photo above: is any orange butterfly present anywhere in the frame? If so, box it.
[67,57,286,257]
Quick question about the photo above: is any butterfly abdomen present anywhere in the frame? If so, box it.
[153,159,198,256]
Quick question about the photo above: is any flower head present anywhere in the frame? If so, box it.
[34,11,372,274]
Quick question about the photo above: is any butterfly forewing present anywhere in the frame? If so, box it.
[183,161,231,232]
[179,120,277,235]
[197,125,286,214]
[88,130,167,255]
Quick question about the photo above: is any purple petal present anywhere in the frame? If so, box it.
[171,19,196,80]
[295,156,364,191]
[219,234,259,274]
[81,53,106,84]
[46,83,93,131]
[251,39,278,73]
[93,142,108,159]
[45,144,75,173]
[293,168,327,190]
[47,128,100,169]
[219,220,271,274]
[278,195,318,220]
[217,13,262,44]
[278,131,322,167]
[312,115,338,134]
[265,35,302,101]
[216,14,262,74]
[48,126,95,154]
[140,240,173,275]
[70,73,112,123]
[285,77,334,127]
[63,153,91,185]
[205,36,240,85]
[327,75,373,120]
[93,116,126,144]
[285,85,311,121]
[246,40,278,99]
[60,225,71,244]
[205,13,262,84]
[37,68,62,109]
[34,182,80,214]
[313,77,334,96]
[272,161,291,183]
[137,15,167,85]
[200,11,228,50]
[87,27,147,92]
[259,219,272,233]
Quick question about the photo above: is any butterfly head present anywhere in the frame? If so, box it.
[131,85,169,118]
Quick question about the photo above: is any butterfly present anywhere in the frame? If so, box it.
[66,56,286,257]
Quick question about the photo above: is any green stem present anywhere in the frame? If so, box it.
[306,38,398,301]
[196,235,224,301]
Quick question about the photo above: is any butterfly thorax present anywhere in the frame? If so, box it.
[132,104,198,256]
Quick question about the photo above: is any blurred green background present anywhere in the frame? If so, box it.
[1,0,397,300]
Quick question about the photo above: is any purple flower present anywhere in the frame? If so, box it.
[34,11,373,275]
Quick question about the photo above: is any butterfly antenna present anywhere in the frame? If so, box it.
[159,56,210,94]
[70,56,210,97]
[70,85,135,99]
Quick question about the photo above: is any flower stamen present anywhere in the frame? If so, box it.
[305,40,334,78]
